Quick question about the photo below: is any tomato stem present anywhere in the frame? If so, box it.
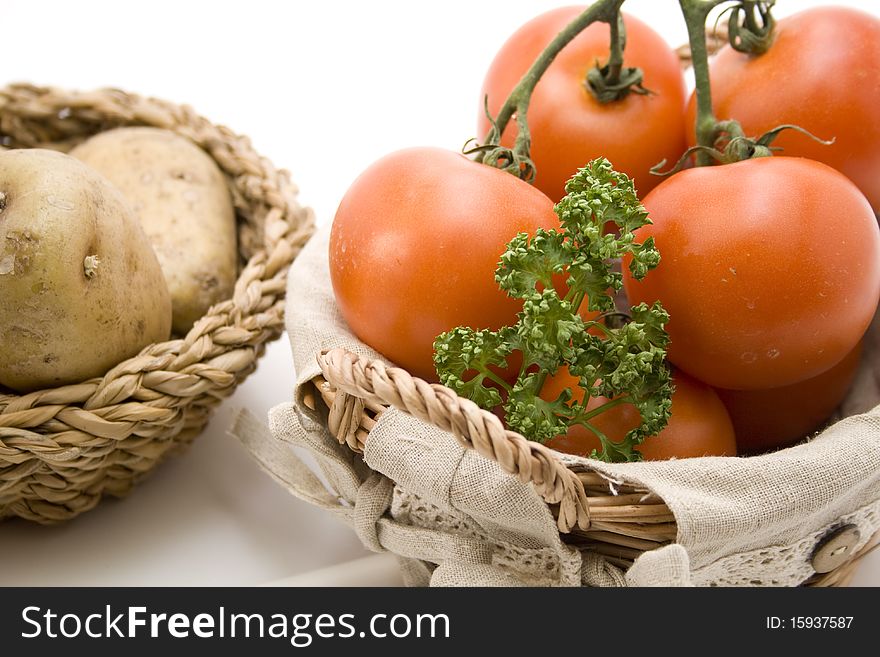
[728,1,776,55]
[680,0,779,167]
[476,0,624,179]
[680,0,727,165]
[586,10,651,103]
[606,12,625,85]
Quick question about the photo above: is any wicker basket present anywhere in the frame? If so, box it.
[230,26,880,587]
[301,342,879,587]
[0,83,315,523]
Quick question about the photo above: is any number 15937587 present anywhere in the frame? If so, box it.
[766,617,854,630]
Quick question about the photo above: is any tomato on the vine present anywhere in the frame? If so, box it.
[543,367,736,460]
[716,341,864,455]
[623,156,880,391]
[478,7,687,201]
[685,6,880,211]
[329,147,558,381]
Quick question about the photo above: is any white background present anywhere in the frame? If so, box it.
[1,0,878,586]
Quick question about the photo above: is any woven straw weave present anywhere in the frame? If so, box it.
[0,83,315,523]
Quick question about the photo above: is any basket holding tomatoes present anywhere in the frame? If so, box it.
[327,0,880,463]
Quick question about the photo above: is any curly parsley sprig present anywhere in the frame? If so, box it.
[433,158,672,463]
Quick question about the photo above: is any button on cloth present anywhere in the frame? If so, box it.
[811,525,861,574]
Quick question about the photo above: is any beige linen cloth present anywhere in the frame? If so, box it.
[236,225,880,586]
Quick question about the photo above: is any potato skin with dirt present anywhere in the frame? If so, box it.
[0,149,172,392]
[71,128,237,335]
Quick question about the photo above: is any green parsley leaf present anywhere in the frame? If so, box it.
[434,158,672,463]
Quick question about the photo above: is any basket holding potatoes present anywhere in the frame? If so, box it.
[0,83,313,522]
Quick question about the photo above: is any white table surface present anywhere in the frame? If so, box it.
[1,0,878,587]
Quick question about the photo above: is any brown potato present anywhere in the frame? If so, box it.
[0,149,172,392]
[71,128,237,335]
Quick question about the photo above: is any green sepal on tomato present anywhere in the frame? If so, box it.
[329,147,558,381]
[684,6,880,212]
[478,7,687,201]
[623,156,880,391]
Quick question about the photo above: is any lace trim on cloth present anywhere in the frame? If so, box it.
[691,497,880,586]
[393,486,879,587]
[391,487,587,586]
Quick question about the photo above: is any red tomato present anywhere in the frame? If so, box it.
[685,6,880,211]
[543,368,736,460]
[623,156,880,390]
[478,7,687,201]
[716,341,863,455]
[329,147,558,381]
